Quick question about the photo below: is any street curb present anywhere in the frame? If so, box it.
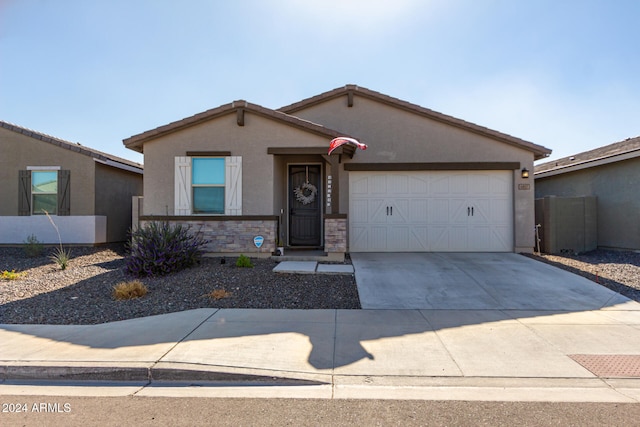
[0,364,327,386]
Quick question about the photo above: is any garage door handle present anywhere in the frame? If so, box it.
[387,206,389,216]
[468,207,470,216]
[390,206,393,216]
[471,206,474,216]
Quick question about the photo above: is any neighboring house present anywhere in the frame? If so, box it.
[123,85,551,259]
[535,136,640,251]
[0,121,143,245]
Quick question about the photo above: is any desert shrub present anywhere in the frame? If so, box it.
[126,221,208,277]
[23,234,43,257]
[235,254,253,268]
[2,270,25,280]
[205,289,233,300]
[113,280,148,300]
[44,210,72,270]
[49,246,72,270]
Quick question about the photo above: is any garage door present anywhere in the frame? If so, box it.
[349,171,513,252]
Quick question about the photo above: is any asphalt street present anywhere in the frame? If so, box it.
[1,396,639,426]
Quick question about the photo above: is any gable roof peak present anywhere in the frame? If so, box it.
[123,99,350,153]
[279,84,552,160]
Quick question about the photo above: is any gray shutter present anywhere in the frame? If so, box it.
[58,170,70,216]
[18,170,31,216]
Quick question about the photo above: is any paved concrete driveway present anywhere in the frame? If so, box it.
[351,252,631,310]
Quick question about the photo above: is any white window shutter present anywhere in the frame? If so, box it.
[174,156,192,215]
[225,156,242,215]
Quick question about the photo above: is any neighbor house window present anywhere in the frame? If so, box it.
[19,168,70,216]
[192,158,225,214]
[31,171,58,215]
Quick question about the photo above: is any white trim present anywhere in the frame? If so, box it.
[93,158,143,174]
[225,156,242,215]
[27,166,61,170]
[174,156,192,215]
[535,149,640,179]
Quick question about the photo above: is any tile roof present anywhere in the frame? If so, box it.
[1,120,143,172]
[535,136,640,177]
[123,100,350,153]
[279,84,553,160]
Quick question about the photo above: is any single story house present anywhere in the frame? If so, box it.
[0,121,143,244]
[124,85,551,259]
[535,136,640,251]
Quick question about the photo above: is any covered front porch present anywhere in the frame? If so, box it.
[268,144,353,261]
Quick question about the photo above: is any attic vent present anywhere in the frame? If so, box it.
[347,91,354,107]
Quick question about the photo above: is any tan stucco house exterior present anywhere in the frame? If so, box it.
[535,136,640,251]
[1,121,143,244]
[124,85,551,259]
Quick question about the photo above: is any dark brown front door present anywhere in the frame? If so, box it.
[289,165,321,246]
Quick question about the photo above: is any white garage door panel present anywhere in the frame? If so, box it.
[349,171,513,252]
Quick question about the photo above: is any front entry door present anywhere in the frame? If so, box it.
[289,165,321,246]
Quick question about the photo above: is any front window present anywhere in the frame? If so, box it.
[192,158,225,214]
[32,171,58,215]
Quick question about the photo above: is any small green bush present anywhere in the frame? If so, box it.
[236,254,253,268]
[126,221,208,277]
[23,234,43,257]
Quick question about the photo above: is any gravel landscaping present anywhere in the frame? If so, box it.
[1,246,639,325]
[525,249,640,302]
[0,245,360,325]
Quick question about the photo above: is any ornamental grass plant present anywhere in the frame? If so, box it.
[113,280,148,300]
[44,211,72,270]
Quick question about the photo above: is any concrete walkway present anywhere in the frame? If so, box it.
[273,261,355,275]
[2,304,640,401]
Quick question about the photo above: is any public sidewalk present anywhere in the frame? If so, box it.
[2,305,640,401]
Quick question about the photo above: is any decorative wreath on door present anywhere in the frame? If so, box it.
[294,182,317,205]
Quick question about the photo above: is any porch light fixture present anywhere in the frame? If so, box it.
[521,168,530,179]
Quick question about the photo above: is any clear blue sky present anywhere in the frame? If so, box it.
[1,0,638,165]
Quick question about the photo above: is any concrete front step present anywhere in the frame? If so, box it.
[272,261,354,275]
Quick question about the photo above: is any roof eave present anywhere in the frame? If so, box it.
[123,101,354,150]
[535,149,640,179]
[535,136,640,175]
[2,120,143,169]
